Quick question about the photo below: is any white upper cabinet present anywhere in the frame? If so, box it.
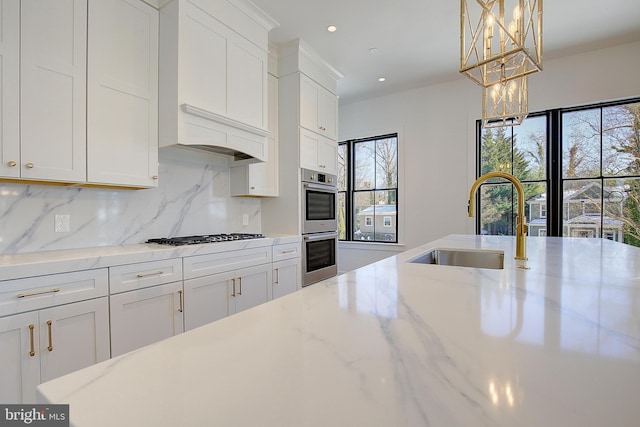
[87,0,159,188]
[20,0,87,183]
[2,0,159,188]
[0,0,19,179]
[300,74,338,140]
[300,127,338,176]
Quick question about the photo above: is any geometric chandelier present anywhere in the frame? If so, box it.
[460,0,543,126]
[482,75,528,127]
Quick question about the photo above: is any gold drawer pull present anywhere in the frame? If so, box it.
[274,268,279,284]
[8,160,17,167]
[280,249,296,254]
[178,290,183,313]
[26,162,34,168]
[231,278,236,297]
[29,324,35,357]
[136,271,164,278]
[237,277,242,296]
[46,320,53,352]
[17,288,60,298]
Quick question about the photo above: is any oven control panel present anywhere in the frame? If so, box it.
[302,168,336,186]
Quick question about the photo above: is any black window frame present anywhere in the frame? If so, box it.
[338,133,399,243]
[476,96,640,240]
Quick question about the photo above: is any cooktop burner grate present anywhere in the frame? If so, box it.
[146,233,265,246]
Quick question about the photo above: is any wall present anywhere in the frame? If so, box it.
[0,148,261,254]
[338,40,640,272]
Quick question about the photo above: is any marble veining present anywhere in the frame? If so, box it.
[36,235,640,426]
[0,149,261,254]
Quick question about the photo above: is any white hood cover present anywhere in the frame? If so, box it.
[163,104,269,165]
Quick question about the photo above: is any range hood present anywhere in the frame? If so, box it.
[160,104,269,165]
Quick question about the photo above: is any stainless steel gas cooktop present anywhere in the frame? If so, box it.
[146,233,265,246]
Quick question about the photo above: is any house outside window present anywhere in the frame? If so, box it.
[338,134,398,243]
[476,98,640,247]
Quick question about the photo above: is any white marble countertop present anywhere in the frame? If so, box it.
[37,235,640,426]
[0,235,300,281]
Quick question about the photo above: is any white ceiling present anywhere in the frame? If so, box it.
[251,0,640,105]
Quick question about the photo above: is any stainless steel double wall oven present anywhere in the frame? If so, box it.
[301,168,338,286]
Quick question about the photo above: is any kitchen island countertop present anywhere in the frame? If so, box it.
[37,234,640,426]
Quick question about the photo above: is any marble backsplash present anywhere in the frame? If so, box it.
[0,149,261,255]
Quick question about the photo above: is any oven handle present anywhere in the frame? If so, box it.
[303,232,338,242]
[303,182,337,192]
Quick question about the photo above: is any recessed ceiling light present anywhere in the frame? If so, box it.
[369,48,379,55]
[378,77,386,82]
[327,25,337,32]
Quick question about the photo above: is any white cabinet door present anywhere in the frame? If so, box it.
[183,271,232,331]
[185,264,270,323]
[39,297,110,384]
[229,264,271,315]
[110,282,184,357]
[87,0,159,187]
[318,87,338,140]
[299,74,338,140]
[20,0,87,182]
[272,257,301,300]
[0,0,20,179]
[300,128,338,175]
[0,312,40,404]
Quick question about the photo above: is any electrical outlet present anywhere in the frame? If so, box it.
[242,214,249,226]
[54,214,71,233]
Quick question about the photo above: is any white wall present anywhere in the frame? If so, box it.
[338,40,640,272]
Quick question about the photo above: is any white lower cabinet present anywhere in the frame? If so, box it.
[109,281,184,358]
[0,297,110,403]
[183,263,271,331]
[272,257,301,300]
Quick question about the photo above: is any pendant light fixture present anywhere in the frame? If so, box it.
[460,0,542,127]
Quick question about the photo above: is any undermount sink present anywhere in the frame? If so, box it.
[408,248,504,270]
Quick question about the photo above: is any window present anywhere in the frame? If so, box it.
[338,134,398,243]
[476,98,640,247]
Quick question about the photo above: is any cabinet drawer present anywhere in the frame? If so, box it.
[109,258,182,294]
[183,247,272,280]
[272,242,300,262]
[0,269,108,317]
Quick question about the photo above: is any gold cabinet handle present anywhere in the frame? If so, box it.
[29,324,36,357]
[17,288,60,298]
[280,249,296,254]
[237,277,242,296]
[46,320,53,352]
[136,271,164,278]
[274,268,279,284]
[178,290,183,313]
[152,175,158,180]
[8,160,17,167]
[26,162,34,168]
[231,278,236,297]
